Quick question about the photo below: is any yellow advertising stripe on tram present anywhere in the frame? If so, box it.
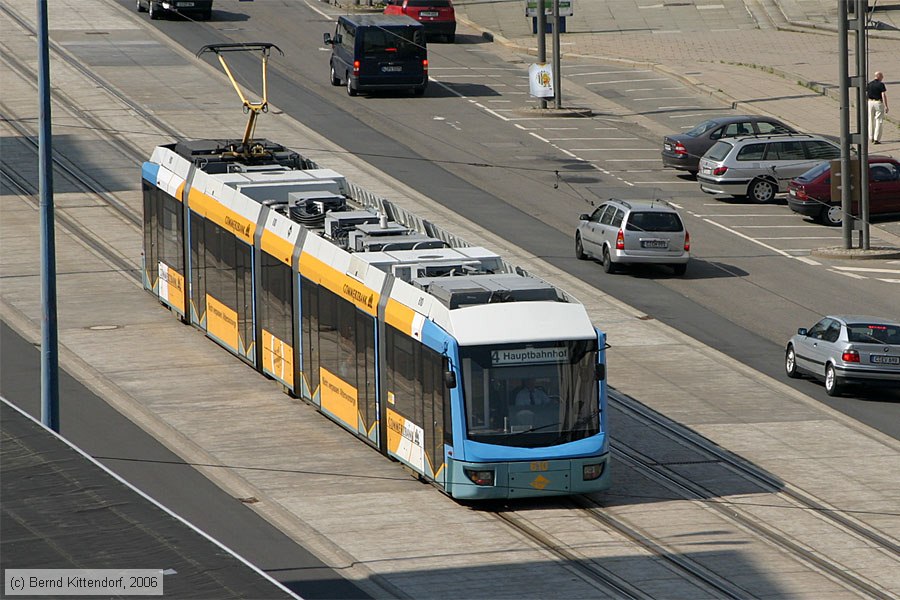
[261,329,294,388]
[320,367,358,431]
[260,229,294,266]
[189,188,255,245]
[384,299,416,336]
[206,294,239,352]
[299,253,379,315]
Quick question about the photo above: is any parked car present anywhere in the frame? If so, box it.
[697,133,841,203]
[384,0,456,42]
[785,316,900,396]
[787,156,900,226]
[575,199,690,275]
[662,116,796,176]
[324,15,428,97]
[136,0,212,20]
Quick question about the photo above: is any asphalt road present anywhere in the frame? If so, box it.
[0,321,372,600]
[114,0,900,436]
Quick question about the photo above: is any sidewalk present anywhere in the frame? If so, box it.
[455,0,900,150]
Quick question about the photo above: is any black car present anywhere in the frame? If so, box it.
[662,115,797,175]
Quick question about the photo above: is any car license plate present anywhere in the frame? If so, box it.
[789,189,796,197]
[664,143,672,151]
[382,66,402,72]
[420,10,439,16]
[641,239,668,249]
[870,355,900,365]
[177,1,194,6]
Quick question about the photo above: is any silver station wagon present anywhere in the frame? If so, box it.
[575,199,690,276]
[697,133,840,203]
[785,315,900,396]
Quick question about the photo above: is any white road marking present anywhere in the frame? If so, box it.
[832,266,900,274]
[586,79,669,85]
[830,270,868,279]
[658,105,703,109]
[574,70,651,76]
[634,96,696,101]
[571,148,659,151]
[756,236,842,240]
[547,137,637,141]
[876,278,900,283]
[670,113,709,119]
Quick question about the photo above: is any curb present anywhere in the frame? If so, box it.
[811,246,900,259]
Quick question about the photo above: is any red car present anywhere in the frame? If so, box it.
[384,0,456,42]
[787,156,900,226]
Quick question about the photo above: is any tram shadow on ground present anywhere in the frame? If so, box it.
[0,135,134,195]
[330,548,784,598]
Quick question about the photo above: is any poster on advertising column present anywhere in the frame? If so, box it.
[529,63,554,98]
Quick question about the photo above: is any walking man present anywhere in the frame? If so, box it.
[867,71,889,144]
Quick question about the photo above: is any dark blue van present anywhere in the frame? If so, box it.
[324,15,428,96]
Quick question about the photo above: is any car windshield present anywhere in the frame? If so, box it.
[685,120,719,137]
[847,323,900,345]
[625,211,683,232]
[705,141,733,161]
[797,161,830,182]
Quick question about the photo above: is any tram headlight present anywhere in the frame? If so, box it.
[464,468,495,486]
[582,463,604,481]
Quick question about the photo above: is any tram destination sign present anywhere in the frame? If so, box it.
[492,347,569,366]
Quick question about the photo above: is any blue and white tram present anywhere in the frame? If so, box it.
[141,138,610,499]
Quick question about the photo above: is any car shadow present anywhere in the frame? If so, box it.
[577,259,749,280]
[426,82,502,97]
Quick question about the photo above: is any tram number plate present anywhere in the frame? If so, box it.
[530,461,549,472]
[870,355,900,365]
[641,239,668,249]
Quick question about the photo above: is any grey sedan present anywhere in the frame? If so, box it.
[785,315,900,396]
[662,115,796,175]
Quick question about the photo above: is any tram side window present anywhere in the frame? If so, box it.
[300,277,320,396]
[385,326,447,476]
[190,212,206,320]
[202,219,253,348]
[259,253,292,346]
[160,192,183,271]
[142,181,158,281]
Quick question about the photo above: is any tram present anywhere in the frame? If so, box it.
[141,136,610,499]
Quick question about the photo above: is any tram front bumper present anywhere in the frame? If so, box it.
[448,455,611,500]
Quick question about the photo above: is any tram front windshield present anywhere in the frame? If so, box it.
[460,340,600,448]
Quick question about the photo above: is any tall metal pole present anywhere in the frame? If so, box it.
[537,0,547,109]
[37,0,60,432]
[552,0,561,109]
[838,0,852,249]
[855,0,870,249]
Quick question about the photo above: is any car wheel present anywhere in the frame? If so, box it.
[748,178,776,203]
[601,246,618,274]
[330,64,341,86]
[149,1,160,19]
[688,170,698,178]
[785,344,801,378]
[824,363,843,396]
[671,263,687,276]
[136,0,146,12]
[575,234,587,260]
[346,74,357,96]
[200,8,212,20]
[819,205,843,227]
[413,85,426,96]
